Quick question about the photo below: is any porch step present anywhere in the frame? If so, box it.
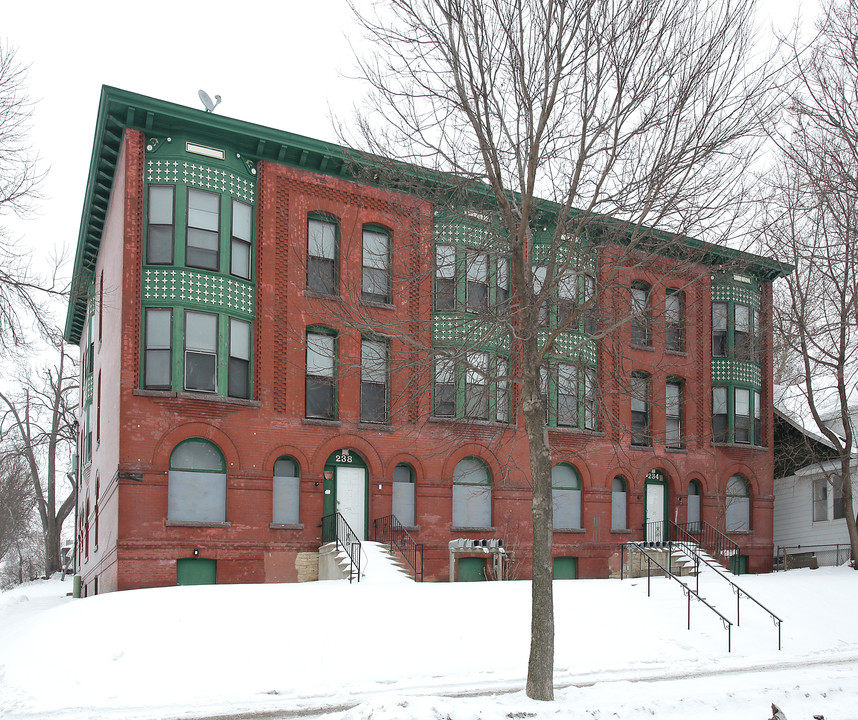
[318,541,414,583]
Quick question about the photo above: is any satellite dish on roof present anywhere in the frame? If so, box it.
[198,89,222,113]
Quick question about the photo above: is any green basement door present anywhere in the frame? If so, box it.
[177,558,217,585]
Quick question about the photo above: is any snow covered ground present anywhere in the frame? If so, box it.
[1,546,856,720]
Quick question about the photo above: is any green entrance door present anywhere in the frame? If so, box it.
[457,557,486,581]
[323,450,369,539]
[554,556,578,579]
[177,558,217,586]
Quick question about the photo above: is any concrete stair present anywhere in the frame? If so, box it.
[318,541,415,583]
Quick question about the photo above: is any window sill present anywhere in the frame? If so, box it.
[134,389,261,408]
[665,447,687,454]
[630,444,654,452]
[630,343,654,352]
[302,417,342,428]
[357,422,395,432]
[548,426,604,437]
[610,528,633,534]
[360,299,395,310]
[711,442,767,451]
[305,290,343,302]
[428,416,514,429]
[665,349,687,357]
[451,526,496,533]
[727,530,755,536]
[553,527,585,534]
[166,520,231,528]
[270,523,304,530]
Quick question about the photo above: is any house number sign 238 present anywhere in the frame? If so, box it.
[336,454,353,464]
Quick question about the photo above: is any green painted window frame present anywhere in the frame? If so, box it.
[433,350,511,423]
[711,384,764,446]
[711,298,762,363]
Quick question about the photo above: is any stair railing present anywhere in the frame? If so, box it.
[674,520,739,571]
[669,522,783,650]
[373,514,423,581]
[628,541,734,652]
[321,512,361,583]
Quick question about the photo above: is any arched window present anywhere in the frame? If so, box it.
[168,438,227,523]
[725,474,750,532]
[687,480,702,531]
[611,476,628,530]
[273,456,300,525]
[393,463,415,526]
[552,464,582,530]
[452,457,491,528]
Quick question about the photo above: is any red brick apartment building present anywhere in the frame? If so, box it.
[66,87,788,594]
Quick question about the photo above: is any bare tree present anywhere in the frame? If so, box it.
[0,41,57,349]
[0,336,78,576]
[0,452,35,566]
[760,0,858,567]
[345,0,775,699]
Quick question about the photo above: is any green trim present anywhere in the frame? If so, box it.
[66,85,792,343]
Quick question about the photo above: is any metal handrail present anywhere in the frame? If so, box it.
[373,514,423,581]
[669,522,782,650]
[629,541,734,651]
[321,512,361,583]
[675,520,739,571]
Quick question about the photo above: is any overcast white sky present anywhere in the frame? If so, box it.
[3,0,812,331]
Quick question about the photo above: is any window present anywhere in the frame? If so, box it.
[611,476,628,530]
[495,357,510,423]
[753,390,762,446]
[687,480,701,531]
[452,457,491,528]
[631,284,650,346]
[306,331,336,419]
[813,476,845,522]
[228,318,251,399]
[147,185,174,265]
[307,216,338,295]
[96,371,101,444]
[712,302,728,357]
[435,244,456,311]
[465,351,489,419]
[734,387,751,443]
[734,304,750,361]
[496,257,510,310]
[631,374,650,446]
[753,309,762,361]
[362,226,390,303]
[557,364,578,427]
[725,474,750,532]
[184,311,218,393]
[665,290,684,352]
[168,438,227,523]
[434,355,456,417]
[666,380,682,448]
[556,272,576,328]
[533,266,549,324]
[186,188,220,271]
[466,252,489,313]
[584,367,597,430]
[144,308,172,390]
[582,274,597,334]
[230,200,252,279]
[712,387,728,442]
[272,456,300,525]
[361,338,388,423]
[393,464,415,526]
[552,464,582,530]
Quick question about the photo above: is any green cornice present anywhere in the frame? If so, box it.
[65,85,367,343]
[65,85,792,343]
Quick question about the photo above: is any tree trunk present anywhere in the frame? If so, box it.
[522,341,554,701]
[44,521,61,576]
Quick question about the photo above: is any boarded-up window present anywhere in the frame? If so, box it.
[168,439,226,523]
[452,458,491,527]
[273,456,300,525]
[725,474,750,532]
[552,464,581,529]
[611,476,627,530]
[393,464,415,526]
